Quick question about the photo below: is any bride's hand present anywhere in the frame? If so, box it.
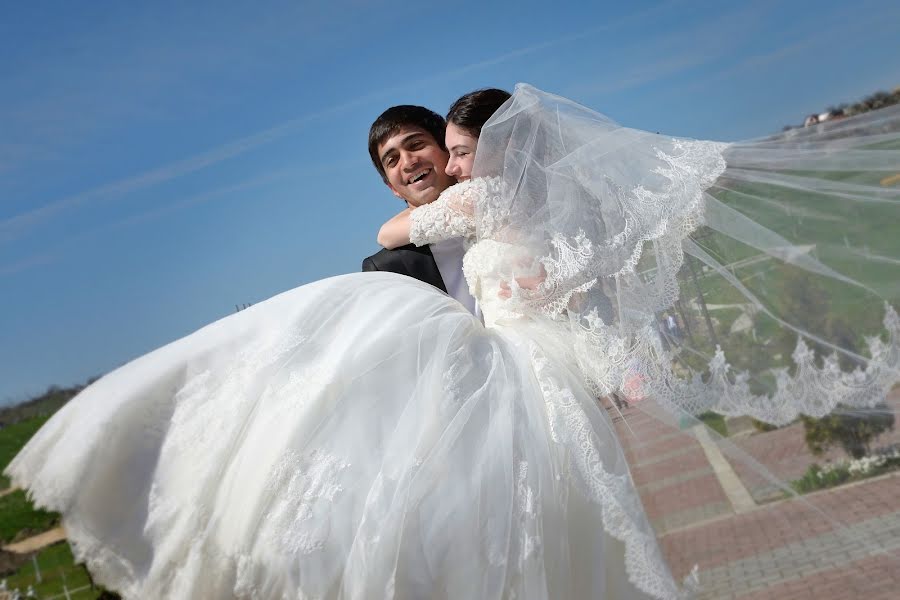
[498,266,546,299]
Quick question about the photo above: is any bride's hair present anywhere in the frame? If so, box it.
[447,88,511,139]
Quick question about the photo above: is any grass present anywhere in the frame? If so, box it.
[2,542,99,599]
[698,412,729,437]
[666,163,900,383]
[0,490,59,545]
[0,413,106,598]
[0,414,52,490]
[709,307,744,337]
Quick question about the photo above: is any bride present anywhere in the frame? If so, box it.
[8,84,900,599]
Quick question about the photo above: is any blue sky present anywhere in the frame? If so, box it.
[2,0,899,404]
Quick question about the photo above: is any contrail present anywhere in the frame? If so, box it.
[1,1,683,244]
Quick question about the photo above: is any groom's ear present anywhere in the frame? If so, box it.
[387,183,405,201]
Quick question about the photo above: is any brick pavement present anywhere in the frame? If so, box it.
[607,399,900,599]
[736,554,900,600]
[611,402,734,534]
[678,499,900,599]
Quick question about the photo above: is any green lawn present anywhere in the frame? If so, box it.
[2,542,99,599]
[698,411,729,437]
[0,415,61,547]
[667,159,900,379]
[0,414,52,490]
[0,413,101,598]
[0,489,59,545]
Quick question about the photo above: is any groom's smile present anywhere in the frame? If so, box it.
[408,168,431,184]
[378,126,455,208]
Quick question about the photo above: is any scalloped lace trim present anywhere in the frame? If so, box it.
[656,303,900,425]
[528,342,697,600]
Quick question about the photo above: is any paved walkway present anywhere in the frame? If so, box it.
[608,399,900,599]
[2,526,66,554]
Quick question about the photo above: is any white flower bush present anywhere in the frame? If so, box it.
[816,463,840,479]
[848,454,886,476]
[796,445,900,493]
[817,445,900,479]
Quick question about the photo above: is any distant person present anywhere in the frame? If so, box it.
[665,313,679,339]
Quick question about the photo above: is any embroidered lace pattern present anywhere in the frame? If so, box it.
[158,331,310,490]
[512,140,728,317]
[408,178,487,246]
[527,342,697,600]
[514,460,542,567]
[568,302,900,426]
[647,303,900,425]
[265,449,351,555]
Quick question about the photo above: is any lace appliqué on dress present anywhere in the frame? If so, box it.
[157,331,310,491]
[510,232,599,317]
[409,179,488,245]
[515,461,543,566]
[528,343,697,600]
[504,140,727,320]
[573,309,635,396]
[265,449,351,555]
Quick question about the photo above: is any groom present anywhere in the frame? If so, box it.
[363,105,479,317]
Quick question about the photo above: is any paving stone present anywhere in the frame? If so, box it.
[609,397,900,598]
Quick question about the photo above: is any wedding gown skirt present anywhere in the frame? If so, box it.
[7,272,671,600]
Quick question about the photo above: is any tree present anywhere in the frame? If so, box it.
[802,406,895,459]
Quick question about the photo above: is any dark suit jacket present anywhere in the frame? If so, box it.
[361,244,447,293]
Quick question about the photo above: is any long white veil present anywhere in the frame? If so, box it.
[473,84,900,596]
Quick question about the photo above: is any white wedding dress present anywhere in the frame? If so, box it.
[7,271,675,598]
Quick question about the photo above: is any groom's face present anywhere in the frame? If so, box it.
[377,126,455,208]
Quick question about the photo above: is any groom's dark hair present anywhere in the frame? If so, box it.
[368,105,447,184]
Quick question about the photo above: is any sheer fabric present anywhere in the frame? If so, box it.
[412,83,900,596]
[454,84,900,426]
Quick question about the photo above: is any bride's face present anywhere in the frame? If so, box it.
[444,123,477,182]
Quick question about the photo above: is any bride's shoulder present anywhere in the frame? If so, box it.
[466,176,503,191]
[441,176,503,201]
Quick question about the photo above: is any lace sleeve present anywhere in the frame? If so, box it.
[408,179,483,246]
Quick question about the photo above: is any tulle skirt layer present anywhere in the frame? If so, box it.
[7,273,666,600]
